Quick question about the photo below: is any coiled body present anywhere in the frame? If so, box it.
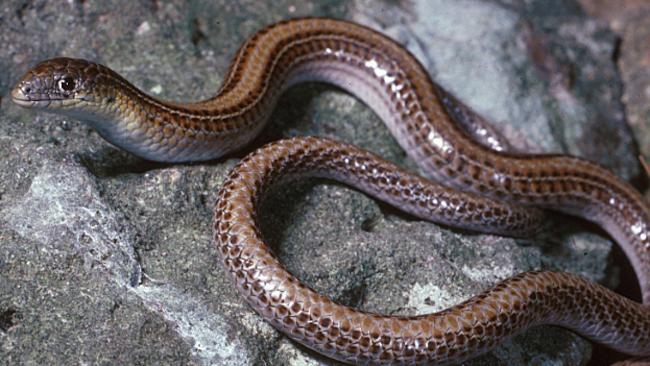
[10,17,650,365]
[216,136,649,364]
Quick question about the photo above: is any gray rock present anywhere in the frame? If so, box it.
[0,0,639,365]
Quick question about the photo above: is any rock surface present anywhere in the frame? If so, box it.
[579,0,650,190]
[0,0,643,365]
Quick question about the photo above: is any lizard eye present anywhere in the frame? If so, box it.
[58,77,76,93]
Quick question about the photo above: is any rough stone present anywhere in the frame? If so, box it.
[578,0,650,192]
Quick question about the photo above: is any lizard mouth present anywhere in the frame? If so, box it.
[11,86,87,109]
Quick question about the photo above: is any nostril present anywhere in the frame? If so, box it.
[23,87,31,94]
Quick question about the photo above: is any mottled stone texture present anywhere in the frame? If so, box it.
[0,0,641,365]
[579,0,650,192]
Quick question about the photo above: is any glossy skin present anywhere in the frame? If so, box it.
[216,136,650,364]
[11,17,650,365]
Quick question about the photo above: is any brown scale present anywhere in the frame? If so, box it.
[206,136,650,364]
[11,18,650,365]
